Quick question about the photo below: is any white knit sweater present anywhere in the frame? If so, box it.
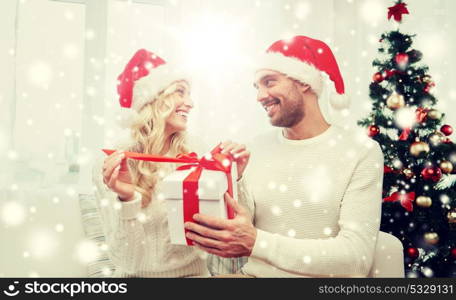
[240,125,384,277]
[92,138,210,278]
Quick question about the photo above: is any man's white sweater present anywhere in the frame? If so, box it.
[240,125,384,277]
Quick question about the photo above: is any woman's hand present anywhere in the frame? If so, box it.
[102,151,135,201]
[220,141,250,180]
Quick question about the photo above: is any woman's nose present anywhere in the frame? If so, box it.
[184,96,193,108]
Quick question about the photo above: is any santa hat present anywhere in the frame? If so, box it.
[116,48,189,127]
[255,35,349,110]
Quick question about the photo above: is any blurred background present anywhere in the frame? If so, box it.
[1,0,455,277]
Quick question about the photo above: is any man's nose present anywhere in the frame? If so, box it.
[257,88,269,103]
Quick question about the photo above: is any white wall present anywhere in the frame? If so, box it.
[1,0,455,277]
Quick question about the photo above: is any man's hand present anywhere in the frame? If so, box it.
[220,141,250,180]
[184,192,257,258]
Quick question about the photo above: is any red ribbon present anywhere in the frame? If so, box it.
[387,2,409,22]
[399,107,429,141]
[102,145,236,245]
[383,191,415,212]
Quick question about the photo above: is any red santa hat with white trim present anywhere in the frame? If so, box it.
[116,48,190,127]
[255,35,349,110]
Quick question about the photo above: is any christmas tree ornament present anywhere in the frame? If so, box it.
[451,248,456,259]
[442,138,453,144]
[424,232,439,245]
[448,209,456,224]
[385,69,397,79]
[367,125,380,137]
[439,161,453,174]
[424,82,436,93]
[428,132,444,147]
[388,2,409,22]
[406,247,419,260]
[440,125,453,136]
[402,168,414,179]
[373,72,384,83]
[387,92,405,110]
[383,191,415,212]
[416,196,432,208]
[394,53,409,69]
[409,141,430,157]
[421,75,432,83]
[427,109,442,120]
[421,166,442,182]
[407,49,422,63]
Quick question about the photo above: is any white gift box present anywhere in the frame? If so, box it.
[161,163,238,245]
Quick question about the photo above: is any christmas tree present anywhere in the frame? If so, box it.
[358,0,456,277]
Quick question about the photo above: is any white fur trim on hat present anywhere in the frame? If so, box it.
[131,64,191,112]
[255,52,323,96]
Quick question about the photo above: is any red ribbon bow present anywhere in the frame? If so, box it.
[387,2,409,22]
[102,145,236,245]
[399,107,429,141]
[383,191,415,212]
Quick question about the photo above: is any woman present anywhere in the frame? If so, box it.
[92,49,250,277]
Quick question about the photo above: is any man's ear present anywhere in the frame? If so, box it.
[299,83,311,94]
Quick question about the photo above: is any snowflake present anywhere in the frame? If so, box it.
[75,240,100,264]
[1,201,26,226]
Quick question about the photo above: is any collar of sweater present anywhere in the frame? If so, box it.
[278,125,337,146]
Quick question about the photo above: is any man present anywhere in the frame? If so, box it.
[185,35,384,277]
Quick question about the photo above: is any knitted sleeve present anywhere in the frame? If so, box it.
[92,157,146,275]
[249,144,384,277]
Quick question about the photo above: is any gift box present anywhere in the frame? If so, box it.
[102,145,239,246]
[161,162,238,245]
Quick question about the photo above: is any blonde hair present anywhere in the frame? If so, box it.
[127,81,190,208]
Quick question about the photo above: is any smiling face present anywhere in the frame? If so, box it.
[254,70,307,128]
[164,80,193,135]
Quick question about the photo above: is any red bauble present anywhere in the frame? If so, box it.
[406,247,419,260]
[421,166,443,182]
[451,248,456,259]
[395,53,409,67]
[373,72,384,83]
[441,124,453,136]
[368,125,380,137]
